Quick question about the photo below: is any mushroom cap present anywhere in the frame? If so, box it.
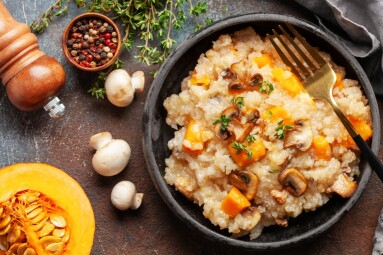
[111,181,136,210]
[92,139,131,176]
[105,69,134,107]
[89,132,113,150]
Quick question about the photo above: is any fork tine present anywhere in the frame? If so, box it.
[268,33,302,79]
[285,23,326,67]
[271,29,310,79]
[278,25,317,72]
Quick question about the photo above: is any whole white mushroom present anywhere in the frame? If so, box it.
[89,132,131,176]
[104,69,145,107]
[111,181,144,210]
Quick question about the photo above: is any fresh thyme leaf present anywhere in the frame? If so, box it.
[213,114,232,131]
[268,169,280,174]
[275,120,293,139]
[231,96,245,109]
[245,135,256,143]
[87,86,105,99]
[260,81,274,95]
[232,142,253,160]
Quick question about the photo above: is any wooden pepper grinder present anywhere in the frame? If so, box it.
[0,1,66,118]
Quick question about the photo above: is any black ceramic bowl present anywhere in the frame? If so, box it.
[143,13,381,250]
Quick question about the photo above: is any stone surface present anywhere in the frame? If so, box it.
[0,0,382,254]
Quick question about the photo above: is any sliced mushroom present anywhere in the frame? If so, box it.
[230,60,247,78]
[227,119,254,142]
[242,108,260,123]
[221,69,237,80]
[284,119,313,151]
[214,123,231,140]
[248,73,263,89]
[222,106,240,119]
[241,206,261,231]
[275,218,288,227]
[326,173,357,198]
[278,168,307,197]
[270,189,289,204]
[228,80,246,94]
[229,171,259,200]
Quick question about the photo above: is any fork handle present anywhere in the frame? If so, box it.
[330,100,383,182]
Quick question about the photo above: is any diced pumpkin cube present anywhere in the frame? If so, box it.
[221,187,251,217]
[334,73,344,90]
[260,106,293,125]
[313,136,331,160]
[189,74,211,87]
[271,67,303,96]
[182,119,205,154]
[252,54,273,68]
[228,140,266,168]
[343,117,373,149]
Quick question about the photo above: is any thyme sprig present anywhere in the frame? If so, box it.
[232,142,253,160]
[30,0,85,33]
[275,119,293,139]
[213,114,232,132]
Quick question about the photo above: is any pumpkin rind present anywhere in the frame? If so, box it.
[0,162,95,255]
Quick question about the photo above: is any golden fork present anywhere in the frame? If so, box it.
[268,23,383,182]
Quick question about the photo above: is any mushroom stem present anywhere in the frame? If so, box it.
[131,71,145,93]
[131,193,144,210]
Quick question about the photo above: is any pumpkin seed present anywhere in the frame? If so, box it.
[45,242,64,252]
[31,216,49,232]
[0,207,3,218]
[9,242,21,253]
[17,243,27,255]
[61,230,70,244]
[40,235,61,248]
[0,223,11,235]
[0,234,9,250]
[52,228,65,238]
[49,214,66,228]
[7,227,21,244]
[30,210,47,224]
[26,207,43,220]
[37,222,55,237]
[25,204,40,214]
[0,215,11,229]
[23,247,37,255]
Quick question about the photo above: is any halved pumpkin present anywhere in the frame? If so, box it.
[0,163,95,255]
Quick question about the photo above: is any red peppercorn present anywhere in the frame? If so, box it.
[111,49,117,54]
[86,54,94,62]
[108,43,117,49]
[104,33,111,39]
[105,39,111,46]
[91,47,97,52]
[81,50,88,55]
[98,43,104,49]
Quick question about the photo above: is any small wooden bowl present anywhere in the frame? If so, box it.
[62,13,121,72]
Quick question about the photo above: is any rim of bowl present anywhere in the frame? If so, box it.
[61,12,121,72]
[143,13,381,250]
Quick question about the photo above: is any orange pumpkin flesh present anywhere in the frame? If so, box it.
[0,163,95,255]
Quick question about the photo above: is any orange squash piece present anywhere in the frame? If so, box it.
[182,119,205,154]
[271,67,303,96]
[313,136,331,160]
[0,163,95,255]
[228,139,266,168]
[341,117,373,149]
[252,54,273,68]
[260,106,293,125]
[221,187,251,217]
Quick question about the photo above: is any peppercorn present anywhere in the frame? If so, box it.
[71,26,78,33]
[107,52,114,59]
[72,43,79,50]
[88,37,94,44]
[99,38,105,43]
[101,52,107,60]
[112,32,117,38]
[67,39,74,47]
[90,61,97,68]
[84,34,89,40]
[82,41,89,49]
[96,48,103,54]
[104,33,111,39]
[103,46,111,53]
[95,55,101,61]
[106,26,114,32]
[111,38,118,44]
[79,54,86,61]
[70,50,77,57]
[96,21,102,28]
[105,39,111,46]
[86,54,94,62]
[99,26,106,33]
[78,25,86,33]
[75,21,82,27]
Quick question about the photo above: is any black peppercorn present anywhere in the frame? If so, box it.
[106,26,114,32]
[75,21,82,27]
[95,54,101,61]
[79,54,86,61]
[96,48,103,54]
[67,39,74,47]
[100,52,107,60]
[96,22,102,28]
[71,26,78,33]
[78,25,86,33]
[99,38,105,43]
[82,41,89,49]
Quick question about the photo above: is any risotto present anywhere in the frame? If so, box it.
[163,27,372,239]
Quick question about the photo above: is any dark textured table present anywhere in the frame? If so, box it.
[1,0,383,254]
